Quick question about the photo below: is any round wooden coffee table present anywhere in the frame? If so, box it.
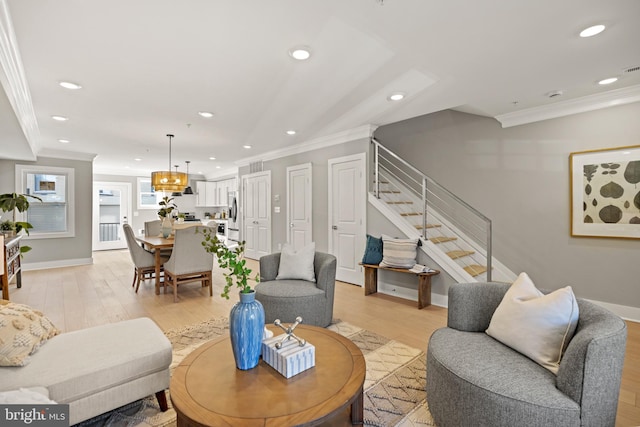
[170,324,366,426]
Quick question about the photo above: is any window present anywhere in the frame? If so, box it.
[16,165,75,238]
[137,177,162,209]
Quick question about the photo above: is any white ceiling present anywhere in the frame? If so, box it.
[1,0,639,179]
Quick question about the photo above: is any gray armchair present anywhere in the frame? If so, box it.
[426,282,627,427]
[255,252,337,327]
[123,224,169,292]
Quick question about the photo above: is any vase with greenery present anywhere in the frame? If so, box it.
[158,196,176,238]
[200,226,263,370]
[0,192,42,255]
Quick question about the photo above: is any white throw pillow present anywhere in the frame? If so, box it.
[0,388,57,404]
[276,242,316,282]
[485,272,579,374]
[379,235,418,269]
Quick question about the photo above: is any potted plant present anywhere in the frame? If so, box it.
[177,213,185,223]
[157,196,177,237]
[1,220,16,237]
[200,227,262,370]
[0,192,42,254]
[157,196,176,219]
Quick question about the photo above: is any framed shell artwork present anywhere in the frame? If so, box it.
[570,145,640,239]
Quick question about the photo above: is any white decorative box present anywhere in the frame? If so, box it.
[262,334,316,378]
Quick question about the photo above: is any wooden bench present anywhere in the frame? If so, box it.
[360,263,440,309]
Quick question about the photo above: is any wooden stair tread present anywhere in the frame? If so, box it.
[430,236,457,243]
[386,201,413,204]
[464,265,487,276]
[415,224,441,229]
[400,212,422,217]
[447,250,475,259]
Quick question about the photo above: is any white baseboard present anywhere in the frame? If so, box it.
[376,283,639,323]
[22,257,94,271]
[585,299,640,323]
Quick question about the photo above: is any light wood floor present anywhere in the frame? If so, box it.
[6,249,640,426]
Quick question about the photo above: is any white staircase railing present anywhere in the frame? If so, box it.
[372,138,493,281]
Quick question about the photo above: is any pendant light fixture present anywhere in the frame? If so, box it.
[183,160,194,194]
[171,165,183,197]
[151,134,187,192]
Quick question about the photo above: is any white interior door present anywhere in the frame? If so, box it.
[287,163,312,251]
[242,171,271,260]
[93,182,131,251]
[328,153,366,285]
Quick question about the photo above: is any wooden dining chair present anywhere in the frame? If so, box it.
[163,226,215,302]
[123,224,169,292]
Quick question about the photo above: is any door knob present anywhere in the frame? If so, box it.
[290,223,294,228]
[332,225,338,230]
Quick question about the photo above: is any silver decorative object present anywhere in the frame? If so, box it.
[273,317,306,348]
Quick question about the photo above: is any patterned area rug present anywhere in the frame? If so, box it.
[78,318,435,427]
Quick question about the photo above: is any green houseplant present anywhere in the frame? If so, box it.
[199,225,263,369]
[157,196,176,219]
[199,226,259,298]
[0,192,42,254]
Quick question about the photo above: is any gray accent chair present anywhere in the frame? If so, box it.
[144,220,162,236]
[426,282,627,427]
[123,224,169,292]
[255,252,337,327]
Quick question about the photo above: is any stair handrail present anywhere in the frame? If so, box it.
[372,138,493,281]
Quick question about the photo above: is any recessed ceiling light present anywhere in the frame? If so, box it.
[288,46,311,61]
[215,166,221,169]
[57,138,70,143]
[209,157,216,160]
[580,24,606,38]
[52,115,69,121]
[198,111,214,118]
[59,81,82,90]
[134,158,142,161]
[598,77,618,85]
[286,130,296,135]
[243,145,252,149]
[387,92,406,101]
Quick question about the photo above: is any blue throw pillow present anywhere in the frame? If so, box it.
[361,235,383,265]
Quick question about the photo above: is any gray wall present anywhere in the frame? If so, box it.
[374,103,640,309]
[0,156,93,266]
[238,138,370,253]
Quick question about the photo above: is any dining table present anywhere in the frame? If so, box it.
[135,234,174,295]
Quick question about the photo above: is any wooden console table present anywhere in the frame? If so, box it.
[361,263,439,309]
[2,235,22,301]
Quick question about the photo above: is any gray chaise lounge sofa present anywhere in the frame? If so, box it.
[1,317,172,425]
[427,282,627,427]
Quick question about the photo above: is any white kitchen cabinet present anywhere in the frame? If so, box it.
[196,181,207,207]
[195,178,237,207]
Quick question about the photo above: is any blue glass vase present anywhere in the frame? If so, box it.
[229,290,265,370]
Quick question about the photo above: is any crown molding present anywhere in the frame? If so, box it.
[235,124,377,167]
[38,148,97,162]
[495,84,640,128]
[0,0,39,156]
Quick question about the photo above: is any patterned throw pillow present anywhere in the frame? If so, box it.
[379,235,419,269]
[361,235,383,265]
[0,302,60,367]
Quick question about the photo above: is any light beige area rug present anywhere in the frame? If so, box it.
[77,318,435,427]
